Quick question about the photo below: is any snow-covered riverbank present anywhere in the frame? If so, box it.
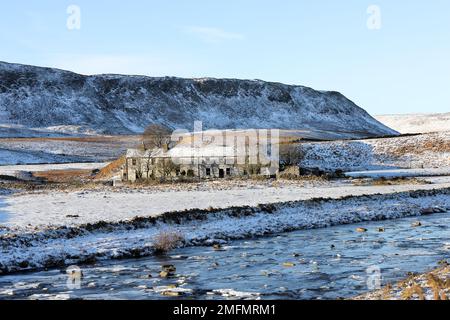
[0,187,449,274]
[345,168,450,179]
[2,210,449,300]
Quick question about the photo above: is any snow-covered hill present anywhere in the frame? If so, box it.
[299,132,450,171]
[0,61,397,138]
[375,113,450,134]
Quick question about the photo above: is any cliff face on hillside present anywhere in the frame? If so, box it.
[0,61,398,138]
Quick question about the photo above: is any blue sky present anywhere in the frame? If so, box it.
[1,0,449,115]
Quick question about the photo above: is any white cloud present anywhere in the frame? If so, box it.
[182,26,245,43]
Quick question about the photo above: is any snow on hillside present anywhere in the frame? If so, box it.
[375,113,450,134]
[0,148,86,165]
[0,137,135,165]
[0,61,397,139]
[299,132,450,171]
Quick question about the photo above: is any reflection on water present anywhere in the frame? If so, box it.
[0,212,449,300]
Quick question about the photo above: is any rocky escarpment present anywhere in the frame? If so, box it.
[0,61,398,138]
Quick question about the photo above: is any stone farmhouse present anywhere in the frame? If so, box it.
[122,144,278,182]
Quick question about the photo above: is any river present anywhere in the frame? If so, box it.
[0,211,448,300]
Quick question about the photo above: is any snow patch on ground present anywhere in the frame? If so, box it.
[0,138,133,165]
[0,163,108,176]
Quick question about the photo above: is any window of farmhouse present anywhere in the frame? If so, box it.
[226,168,231,175]
[132,159,137,166]
[206,168,211,176]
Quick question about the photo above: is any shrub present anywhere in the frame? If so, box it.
[153,230,184,254]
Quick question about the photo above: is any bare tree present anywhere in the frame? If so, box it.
[134,158,144,180]
[280,144,304,167]
[144,154,154,179]
[245,163,262,176]
[142,124,172,150]
[156,158,179,179]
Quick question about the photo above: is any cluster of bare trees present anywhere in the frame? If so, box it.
[155,159,179,178]
[280,144,304,167]
[137,123,179,180]
[134,157,179,181]
[142,124,173,150]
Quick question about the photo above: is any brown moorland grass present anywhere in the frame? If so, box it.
[94,156,126,180]
[352,177,431,186]
[33,169,94,183]
[354,265,450,300]
[390,136,450,156]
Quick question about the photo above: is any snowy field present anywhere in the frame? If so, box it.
[0,148,87,165]
[375,113,450,134]
[1,177,450,228]
[0,136,138,165]
[0,162,108,176]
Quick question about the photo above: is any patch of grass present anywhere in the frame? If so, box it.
[373,177,430,186]
[357,265,450,300]
[33,169,94,183]
[278,173,329,182]
[391,137,450,156]
[380,283,393,300]
[94,155,126,180]
[352,177,431,186]
[426,273,450,300]
[401,283,426,300]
